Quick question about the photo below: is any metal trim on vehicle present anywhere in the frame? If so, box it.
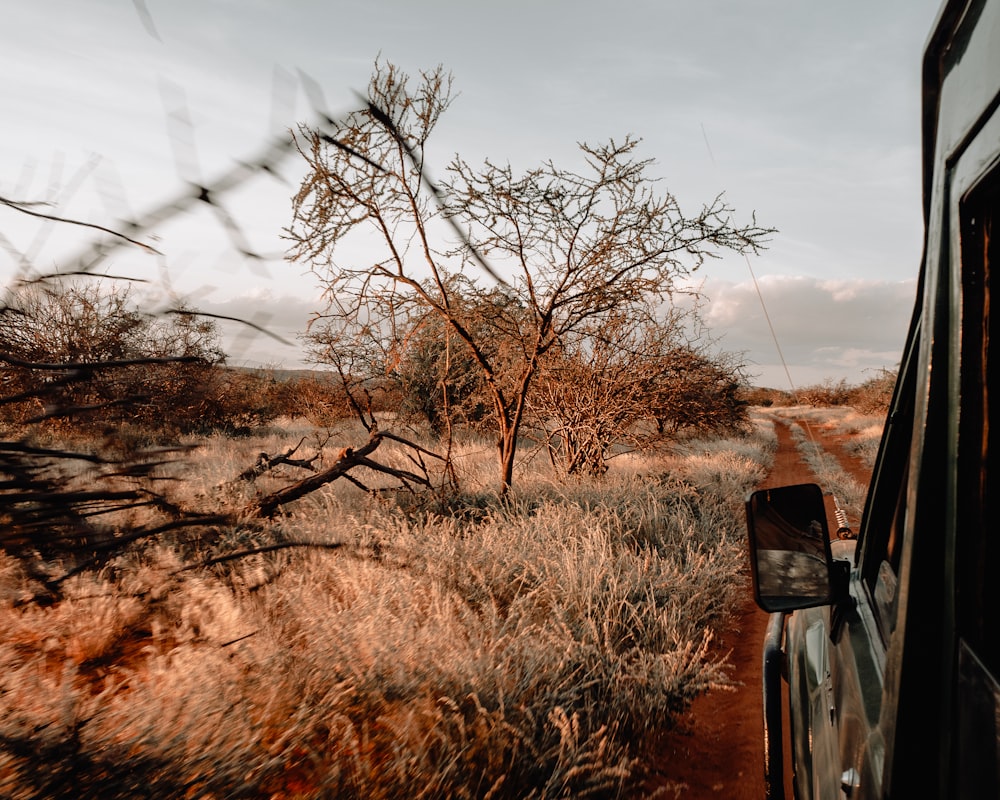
[763,611,787,800]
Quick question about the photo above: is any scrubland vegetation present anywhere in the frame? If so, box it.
[0,416,776,799]
[0,283,884,797]
[0,55,895,798]
[742,368,897,418]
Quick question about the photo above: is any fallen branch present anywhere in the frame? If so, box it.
[247,431,438,518]
[247,434,382,518]
[236,438,319,481]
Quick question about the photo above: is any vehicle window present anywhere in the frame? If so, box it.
[957,165,1000,679]
[860,318,918,642]
[871,466,906,639]
[957,641,1000,798]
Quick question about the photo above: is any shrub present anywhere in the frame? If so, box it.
[0,281,226,435]
[277,373,355,427]
[847,368,897,416]
[740,386,794,407]
[796,378,852,407]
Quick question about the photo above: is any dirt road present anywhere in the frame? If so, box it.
[647,413,874,798]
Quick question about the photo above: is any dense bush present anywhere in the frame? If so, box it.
[0,282,361,437]
[847,368,897,416]
[0,281,225,435]
[274,373,355,427]
[740,385,794,407]
[531,329,751,476]
[795,378,852,408]
[742,369,897,415]
[392,291,508,435]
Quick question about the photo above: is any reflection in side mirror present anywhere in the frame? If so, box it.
[746,483,835,612]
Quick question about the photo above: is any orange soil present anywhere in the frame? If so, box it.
[644,414,873,798]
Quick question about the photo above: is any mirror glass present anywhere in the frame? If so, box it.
[746,483,834,612]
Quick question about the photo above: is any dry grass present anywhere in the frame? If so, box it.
[0,419,775,799]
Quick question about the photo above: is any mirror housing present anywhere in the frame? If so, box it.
[746,483,836,612]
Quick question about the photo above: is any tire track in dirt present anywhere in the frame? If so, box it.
[802,418,875,490]
[646,413,872,798]
[781,414,875,535]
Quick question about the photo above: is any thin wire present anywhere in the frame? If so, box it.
[700,122,817,448]
[695,125,853,533]
[744,252,822,452]
[700,131,846,528]
[744,253,799,403]
[698,122,798,399]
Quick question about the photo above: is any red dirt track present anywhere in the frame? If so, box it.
[646,413,873,798]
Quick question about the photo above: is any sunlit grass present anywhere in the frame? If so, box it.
[0,419,774,798]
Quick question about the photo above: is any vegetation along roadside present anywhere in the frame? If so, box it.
[1,416,777,798]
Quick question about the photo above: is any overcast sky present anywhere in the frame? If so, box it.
[1,0,943,387]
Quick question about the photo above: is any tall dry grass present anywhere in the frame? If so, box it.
[0,418,775,799]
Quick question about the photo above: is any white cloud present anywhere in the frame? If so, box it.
[701,274,915,387]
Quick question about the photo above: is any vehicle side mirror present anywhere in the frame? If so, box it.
[746,483,835,612]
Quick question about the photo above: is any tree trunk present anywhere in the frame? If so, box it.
[499,432,516,495]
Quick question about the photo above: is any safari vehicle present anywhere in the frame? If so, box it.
[745,1,1000,798]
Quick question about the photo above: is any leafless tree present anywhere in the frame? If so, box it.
[288,60,774,493]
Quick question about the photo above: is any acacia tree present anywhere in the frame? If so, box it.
[288,61,773,492]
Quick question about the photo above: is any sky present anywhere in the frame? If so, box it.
[1,0,944,388]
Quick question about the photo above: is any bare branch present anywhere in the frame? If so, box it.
[0,193,161,254]
[236,439,320,482]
